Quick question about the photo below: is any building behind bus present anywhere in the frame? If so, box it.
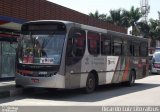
[0,0,127,80]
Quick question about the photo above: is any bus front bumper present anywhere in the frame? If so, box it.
[15,74,65,88]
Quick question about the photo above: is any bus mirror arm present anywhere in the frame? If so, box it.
[73,33,81,38]
[9,36,14,44]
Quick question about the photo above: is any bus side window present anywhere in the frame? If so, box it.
[101,34,111,55]
[134,43,140,57]
[123,40,127,56]
[67,28,86,57]
[66,38,73,57]
[140,43,148,57]
[112,39,122,56]
[88,31,100,55]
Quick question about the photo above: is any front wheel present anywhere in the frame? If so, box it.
[15,84,22,88]
[85,73,96,93]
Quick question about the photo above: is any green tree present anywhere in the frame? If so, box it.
[148,19,160,46]
[126,6,142,35]
[107,9,122,26]
[106,6,142,35]
[89,10,107,21]
[137,17,160,46]
[89,6,142,36]
[136,21,150,38]
[149,19,160,37]
[120,9,131,27]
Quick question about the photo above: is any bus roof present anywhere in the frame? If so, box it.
[23,20,148,42]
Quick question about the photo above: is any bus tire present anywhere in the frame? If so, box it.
[125,70,136,86]
[85,73,96,93]
[15,84,22,88]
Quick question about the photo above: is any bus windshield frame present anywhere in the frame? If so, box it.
[18,23,66,65]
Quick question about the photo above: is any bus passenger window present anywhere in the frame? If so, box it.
[66,38,73,57]
[67,28,86,57]
[73,34,85,56]
[112,40,122,55]
[123,41,127,56]
[88,32,100,55]
[101,34,111,55]
[140,43,148,57]
[134,44,140,56]
[131,42,140,57]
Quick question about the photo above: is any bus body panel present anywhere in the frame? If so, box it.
[15,20,149,90]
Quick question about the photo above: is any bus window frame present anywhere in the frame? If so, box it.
[101,33,111,56]
[87,31,100,56]
[66,27,86,58]
[111,37,123,56]
[131,41,140,57]
[122,39,128,56]
[66,27,86,66]
[140,42,148,57]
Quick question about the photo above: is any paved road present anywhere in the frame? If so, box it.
[0,75,160,106]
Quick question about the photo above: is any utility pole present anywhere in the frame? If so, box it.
[158,11,160,20]
[140,0,150,23]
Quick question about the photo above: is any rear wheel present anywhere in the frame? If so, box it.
[85,73,96,93]
[125,70,136,86]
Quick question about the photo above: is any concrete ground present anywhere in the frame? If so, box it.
[0,81,22,99]
[0,75,160,106]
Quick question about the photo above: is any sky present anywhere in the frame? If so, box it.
[47,0,160,20]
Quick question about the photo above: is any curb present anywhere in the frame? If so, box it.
[0,88,22,99]
[0,91,10,99]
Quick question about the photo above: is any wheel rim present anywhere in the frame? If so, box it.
[86,74,95,93]
[131,72,135,84]
[88,78,94,89]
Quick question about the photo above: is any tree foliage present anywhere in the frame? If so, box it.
[89,6,142,36]
[89,10,107,21]
[89,7,160,43]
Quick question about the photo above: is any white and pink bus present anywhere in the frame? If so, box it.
[16,20,149,93]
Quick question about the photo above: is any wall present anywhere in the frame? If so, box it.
[0,0,127,33]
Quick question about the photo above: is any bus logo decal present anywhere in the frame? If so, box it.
[108,60,115,65]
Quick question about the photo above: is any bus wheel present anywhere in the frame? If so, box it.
[15,84,22,88]
[85,73,96,93]
[126,70,136,86]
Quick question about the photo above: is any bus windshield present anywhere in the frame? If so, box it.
[18,32,65,65]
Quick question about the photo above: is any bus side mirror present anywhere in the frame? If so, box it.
[73,32,81,39]
[9,38,14,44]
[10,32,19,44]
[17,36,21,43]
